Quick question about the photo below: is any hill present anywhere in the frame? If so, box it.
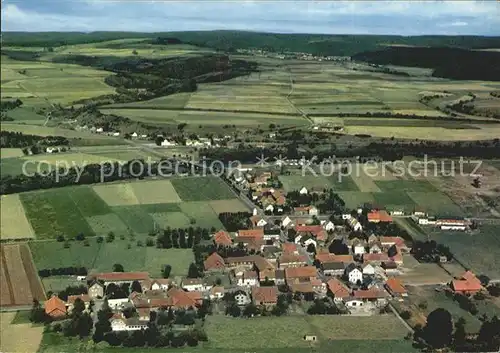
[3,31,500,56]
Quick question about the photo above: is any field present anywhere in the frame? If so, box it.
[0,244,45,307]
[428,226,500,278]
[278,174,359,192]
[406,286,500,333]
[1,177,243,240]
[0,148,24,158]
[0,194,35,240]
[0,312,44,353]
[204,315,410,351]
[30,239,194,278]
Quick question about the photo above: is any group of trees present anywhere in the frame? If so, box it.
[0,158,188,195]
[285,189,346,214]
[412,240,453,262]
[224,292,289,318]
[38,266,87,278]
[218,212,252,232]
[0,131,68,150]
[55,298,93,339]
[56,285,88,301]
[415,308,500,352]
[307,298,341,315]
[156,227,212,249]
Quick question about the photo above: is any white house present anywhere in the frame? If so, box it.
[345,299,364,308]
[209,286,225,300]
[346,266,363,284]
[234,292,251,305]
[299,187,308,195]
[131,132,138,138]
[46,147,58,153]
[151,279,170,291]
[88,282,104,299]
[265,204,274,212]
[255,218,268,227]
[111,316,148,332]
[182,279,211,292]
[352,239,366,255]
[282,216,293,228]
[161,139,176,147]
[369,243,382,254]
[236,271,259,287]
[253,208,258,216]
[112,132,120,137]
[96,127,104,133]
[348,218,363,232]
[342,214,352,220]
[108,298,130,310]
[322,221,335,232]
[362,264,375,276]
[308,206,319,216]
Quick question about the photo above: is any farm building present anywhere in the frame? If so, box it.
[451,271,483,295]
[44,295,67,319]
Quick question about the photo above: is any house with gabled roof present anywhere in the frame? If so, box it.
[66,294,90,312]
[385,278,408,297]
[88,281,104,299]
[213,230,233,247]
[251,287,278,308]
[204,252,226,272]
[451,271,482,295]
[45,295,67,319]
[278,254,308,268]
[88,272,150,285]
[327,278,350,303]
[238,229,264,238]
[322,262,345,276]
[285,266,317,284]
[345,264,363,284]
[367,210,393,223]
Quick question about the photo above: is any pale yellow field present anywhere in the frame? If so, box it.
[1,148,24,159]
[0,194,35,239]
[345,125,500,141]
[131,180,182,204]
[92,183,139,206]
[391,109,446,117]
[0,312,43,353]
[0,123,114,139]
[22,152,119,167]
[210,199,250,213]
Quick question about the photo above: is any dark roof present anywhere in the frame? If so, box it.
[382,261,398,269]
[322,262,345,270]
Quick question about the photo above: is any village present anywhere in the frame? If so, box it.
[37,168,498,348]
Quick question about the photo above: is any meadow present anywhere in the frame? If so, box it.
[204,315,410,351]
[30,238,194,278]
[0,312,44,353]
[1,177,245,240]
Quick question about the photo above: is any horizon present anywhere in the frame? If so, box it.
[2,1,499,36]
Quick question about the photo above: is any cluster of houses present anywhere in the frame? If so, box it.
[411,210,472,231]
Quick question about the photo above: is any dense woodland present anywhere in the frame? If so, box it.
[0,131,69,149]
[353,47,500,81]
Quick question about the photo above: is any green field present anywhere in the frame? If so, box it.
[5,177,241,240]
[171,177,236,201]
[429,225,500,278]
[30,238,194,278]
[279,174,359,192]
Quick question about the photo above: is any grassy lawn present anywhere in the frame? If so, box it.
[10,311,32,325]
[372,191,416,212]
[179,202,224,229]
[42,276,83,294]
[336,191,376,209]
[111,205,155,234]
[171,177,236,201]
[30,240,102,269]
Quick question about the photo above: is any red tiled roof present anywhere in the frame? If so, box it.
[238,229,264,238]
[379,236,406,248]
[290,282,314,293]
[214,230,233,246]
[252,286,278,304]
[282,243,298,254]
[294,206,311,212]
[253,256,275,271]
[45,296,67,317]
[295,225,323,233]
[368,211,393,222]
[363,253,389,263]
[327,279,350,298]
[259,269,276,281]
[240,270,258,279]
[353,287,386,299]
[279,254,308,265]
[166,288,199,309]
[385,278,407,294]
[316,253,353,264]
[276,196,286,206]
[204,252,226,271]
[451,271,482,292]
[67,294,90,304]
[93,272,150,282]
[285,266,317,279]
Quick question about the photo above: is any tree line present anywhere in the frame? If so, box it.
[38,266,88,278]
[0,131,69,149]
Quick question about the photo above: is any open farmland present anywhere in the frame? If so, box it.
[0,148,24,158]
[1,56,115,107]
[0,194,35,240]
[428,226,500,278]
[205,315,410,351]
[0,244,45,307]
[2,177,243,240]
[1,312,44,353]
[30,239,194,278]
[279,174,359,192]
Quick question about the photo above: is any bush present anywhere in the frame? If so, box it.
[401,310,412,320]
[56,235,65,242]
[96,236,104,243]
